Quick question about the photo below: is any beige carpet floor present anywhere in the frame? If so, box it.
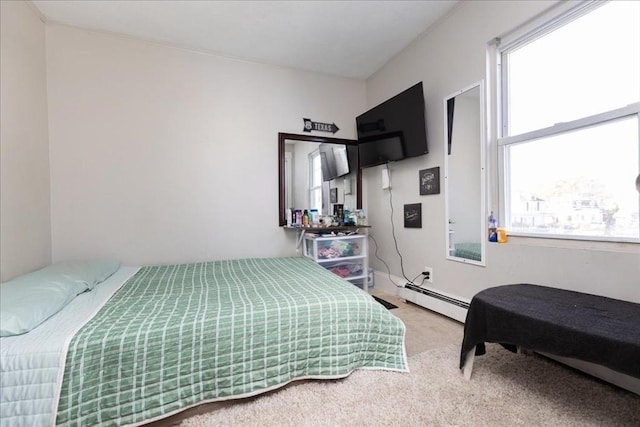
[179,343,639,426]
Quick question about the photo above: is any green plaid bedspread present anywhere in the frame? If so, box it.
[56,257,407,426]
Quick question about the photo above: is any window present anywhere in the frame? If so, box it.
[497,1,640,242]
[309,150,323,212]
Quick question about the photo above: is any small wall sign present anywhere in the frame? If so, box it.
[419,167,440,195]
[303,118,340,134]
[330,188,338,203]
[404,203,422,228]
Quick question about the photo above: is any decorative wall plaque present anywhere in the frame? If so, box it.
[303,118,339,134]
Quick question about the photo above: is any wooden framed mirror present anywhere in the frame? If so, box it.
[278,133,362,226]
[443,82,486,265]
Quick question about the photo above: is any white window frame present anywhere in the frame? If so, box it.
[490,1,640,243]
[309,150,322,212]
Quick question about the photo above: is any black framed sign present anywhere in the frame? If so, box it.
[419,167,440,195]
[404,203,422,228]
[330,188,338,203]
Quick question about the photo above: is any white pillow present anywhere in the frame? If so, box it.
[0,260,120,337]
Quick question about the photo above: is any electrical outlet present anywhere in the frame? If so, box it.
[423,266,433,283]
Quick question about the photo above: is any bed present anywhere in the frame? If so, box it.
[1,257,408,426]
[453,242,481,262]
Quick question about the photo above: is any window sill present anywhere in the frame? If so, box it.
[502,235,639,254]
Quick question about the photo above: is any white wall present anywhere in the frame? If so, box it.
[45,25,366,266]
[364,0,640,303]
[0,1,51,281]
[4,2,637,302]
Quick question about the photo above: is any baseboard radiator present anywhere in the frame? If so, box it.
[398,283,469,323]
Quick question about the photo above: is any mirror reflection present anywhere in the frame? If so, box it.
[278,133,360,226]
[444,82,485,265]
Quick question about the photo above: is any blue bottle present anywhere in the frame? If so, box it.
[488,211,498,242]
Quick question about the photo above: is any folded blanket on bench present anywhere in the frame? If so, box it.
[460,284,640,379]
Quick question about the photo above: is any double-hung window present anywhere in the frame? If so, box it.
[497,1,640,242]
[309,149,323,212]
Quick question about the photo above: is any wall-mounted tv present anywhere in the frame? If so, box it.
[356,82,428,168]
[319,143,350,182]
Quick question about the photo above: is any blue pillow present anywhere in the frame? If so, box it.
[43,260,121,290]
[0,260,120,337]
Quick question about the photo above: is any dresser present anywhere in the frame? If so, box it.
[303,233,369,292]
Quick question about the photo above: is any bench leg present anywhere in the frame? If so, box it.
[463,345,476,380]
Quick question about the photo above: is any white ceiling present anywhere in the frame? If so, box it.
[31,0,458,79]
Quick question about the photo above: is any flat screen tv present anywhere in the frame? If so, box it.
[356,82,428,168]
[319,143,350,182]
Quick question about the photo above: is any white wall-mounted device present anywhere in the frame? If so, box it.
[381,167,390,190]
[344,177,352,195]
